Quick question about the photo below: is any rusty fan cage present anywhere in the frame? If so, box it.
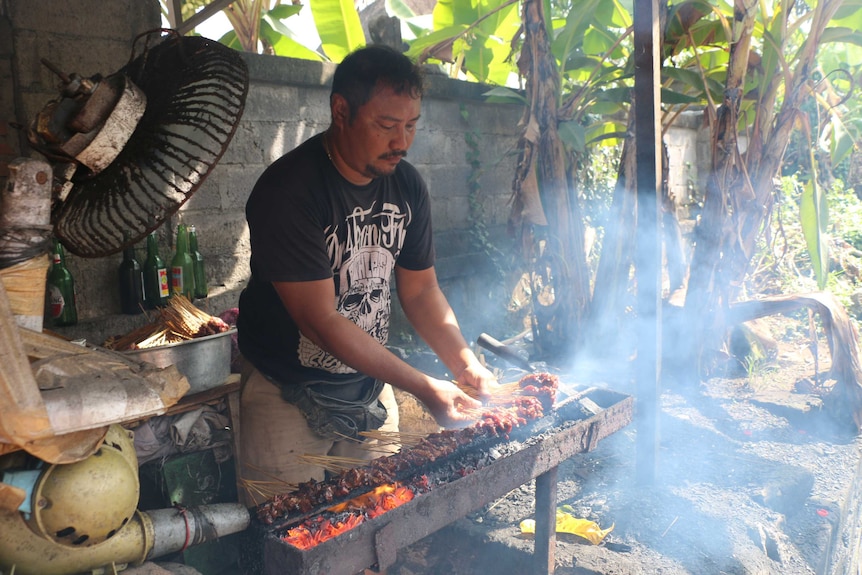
[50,30,249,258]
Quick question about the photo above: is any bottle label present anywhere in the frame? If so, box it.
[158,268,170,298]
[48,285,65,318]
[171,266,184,294]
[53,253,61,265]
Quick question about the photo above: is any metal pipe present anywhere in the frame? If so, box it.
[0,503,249,575]
[146,503,250,559]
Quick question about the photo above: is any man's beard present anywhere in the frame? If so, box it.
[364,151,406,178]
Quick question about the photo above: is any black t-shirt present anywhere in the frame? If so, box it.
[237,133,435,384]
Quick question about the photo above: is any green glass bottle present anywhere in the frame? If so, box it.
[45,239,77,327]
[188,224,208,299]
[118,234,144,315]
[170,224,194,299]
[143,231,169,308]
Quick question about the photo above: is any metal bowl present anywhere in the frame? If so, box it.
[123,328,235,395]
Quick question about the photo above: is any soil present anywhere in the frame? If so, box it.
[387,316,862,575]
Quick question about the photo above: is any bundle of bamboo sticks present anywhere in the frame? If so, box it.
[104,295,228,351]
[453,379,522,404]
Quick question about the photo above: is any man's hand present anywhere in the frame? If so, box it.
[455,362,498,403]
[420,378,483,428]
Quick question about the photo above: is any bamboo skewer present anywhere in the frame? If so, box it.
[288,430,437,479]
[104,295,227,351]
[238,462,300,505]
[452,379,523,402]
[329,430,404,454]
[240,478,293,506]
[296,454,368,474]
[359,429,426,448]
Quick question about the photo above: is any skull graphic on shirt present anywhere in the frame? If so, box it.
[298,246,394,373]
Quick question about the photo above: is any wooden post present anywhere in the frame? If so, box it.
[633,0,662,485]
[534,466,558,574]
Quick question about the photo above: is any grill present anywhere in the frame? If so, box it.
[252,385,633,575]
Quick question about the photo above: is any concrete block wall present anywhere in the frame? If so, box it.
[1,1,708,349]
[0,0,525,347]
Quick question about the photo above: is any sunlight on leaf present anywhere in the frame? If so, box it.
[310,0,365,62]
[800,177,829,290]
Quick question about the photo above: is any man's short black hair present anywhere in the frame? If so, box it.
[331,44,424,119]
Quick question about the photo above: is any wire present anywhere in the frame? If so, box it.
[173,503,192,552]
[0,226,52,269]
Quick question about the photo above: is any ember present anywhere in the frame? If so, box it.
[258,373,560,528]
[283,482,421,549]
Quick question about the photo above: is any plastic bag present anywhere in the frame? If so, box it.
[520,505,614,545]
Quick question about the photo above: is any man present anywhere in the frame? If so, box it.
[236,44,497,504]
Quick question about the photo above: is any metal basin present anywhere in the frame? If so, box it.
[124,328,235,395]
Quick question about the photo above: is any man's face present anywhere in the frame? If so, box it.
[334,85,421,181]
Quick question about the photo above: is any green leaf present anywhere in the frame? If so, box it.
[665,0,712,41]
[264,28,326,61]
[217,30,243,51]
[433,0,474,29]
[831,117,854,167]
[595,87,631,103]
[482,86,528,104]
[589,101,628,115]
[821,28,862,47]
[583,27,614,56]
[662,67,704,86]
[263,6,319,48]
[386,0,416,20]
[594,0,618,28]
[268,4,303,20]
[800,178,829,289]
[405,24,469,60]
[310,0,366,62]
[470,0,521,84]
[832,0,862,23]
[258,19,323,61]
[558,120,586,153]
[585,119,626,147]
[552,0,600,73]
[560,56,604,80]
[660,88,700,105]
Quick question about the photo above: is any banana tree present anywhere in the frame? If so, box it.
[408,0,862,428]
[410,0,636,357]
[663,0,862,428]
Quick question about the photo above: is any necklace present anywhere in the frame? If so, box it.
[322,132,335,164]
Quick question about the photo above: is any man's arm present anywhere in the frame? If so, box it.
[272,278,480,426]
[395,265,497,399]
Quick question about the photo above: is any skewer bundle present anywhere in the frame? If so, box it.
[453,379,523,404]
[240,463,299,506]
[296,454,368,475]
[104,295,229,351]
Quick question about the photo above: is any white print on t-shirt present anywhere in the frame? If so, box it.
[297,201,409,374]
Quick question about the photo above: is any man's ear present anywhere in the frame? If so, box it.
[331,93,350,128]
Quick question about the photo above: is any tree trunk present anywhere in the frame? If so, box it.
[684,0,847,374]
[511,0,590,358]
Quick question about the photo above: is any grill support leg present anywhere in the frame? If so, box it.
[534,466,558,575]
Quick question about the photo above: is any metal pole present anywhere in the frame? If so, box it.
[633,0,662,485]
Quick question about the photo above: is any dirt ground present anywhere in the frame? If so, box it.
[387,317,862,575]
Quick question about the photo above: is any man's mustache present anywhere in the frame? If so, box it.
[380,150,407,160]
